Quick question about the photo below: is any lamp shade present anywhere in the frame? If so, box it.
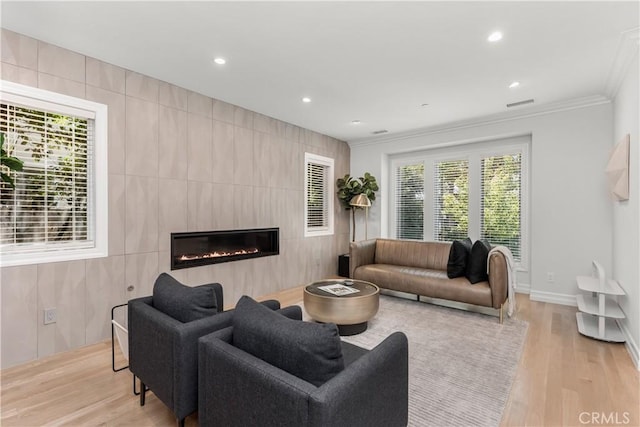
[349,194,371,207]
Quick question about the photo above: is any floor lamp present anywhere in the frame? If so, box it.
[349,194,371,241]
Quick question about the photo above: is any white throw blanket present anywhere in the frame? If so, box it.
[488,245,517,317]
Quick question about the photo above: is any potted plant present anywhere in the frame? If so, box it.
[336,172,379,241]
[1,132,23,188]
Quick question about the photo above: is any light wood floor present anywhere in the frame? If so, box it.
[1,289,638,427]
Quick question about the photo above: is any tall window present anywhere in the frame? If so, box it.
[434,160,468,241]
[0,81,108,266]
[481,154,522,259]
[304,153,334,237]
[390,137,528,266]
[395,163,424,240]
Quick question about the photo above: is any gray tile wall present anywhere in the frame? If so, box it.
[0,29,350,369]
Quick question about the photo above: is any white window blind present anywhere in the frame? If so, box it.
[433,160,469,242]
[1,103,92,249]
[481,154,522,259]
[307,163,328,228]
[0,80,108,266]
[304,153,334,237]
[395,163,424,240]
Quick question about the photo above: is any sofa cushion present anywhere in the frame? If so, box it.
[233,295,345,386]
[466,239,492,284]
[152,273,218,323]
[447,237,472,279]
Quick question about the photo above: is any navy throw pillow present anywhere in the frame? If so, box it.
[152,273,218,323]
[466,239,492,284]
[233,295,345,387]
[447,237,472,279]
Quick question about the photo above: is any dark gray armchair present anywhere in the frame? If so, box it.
[198,298,409,427]
[128,274,280,427]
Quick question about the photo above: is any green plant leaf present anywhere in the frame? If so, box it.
[1,172,15,188]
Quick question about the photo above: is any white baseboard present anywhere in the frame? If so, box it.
[529,290,577,307]
[515,283,530,294]
[619,321,640,370]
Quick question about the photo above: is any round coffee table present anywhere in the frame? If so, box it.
[303,279,380,336]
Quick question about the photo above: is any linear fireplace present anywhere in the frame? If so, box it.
[171,228,279,270]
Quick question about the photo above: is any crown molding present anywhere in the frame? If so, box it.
[348,95,611,148]
[605,27,640,98]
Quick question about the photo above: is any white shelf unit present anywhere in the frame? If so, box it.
[575,261,626,343]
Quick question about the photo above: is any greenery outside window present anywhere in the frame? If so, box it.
[391,136,529,267]
[0,81,108,267]
[304,153,334,237]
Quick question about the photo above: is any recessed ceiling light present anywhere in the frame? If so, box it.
[213,57,226,65]
[488,31,503,42]
[509,81,520,89]
[351,120,361,124]
[302,97,311,103]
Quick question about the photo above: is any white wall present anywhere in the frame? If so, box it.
[349,101,614,302]
[612,54,639,367]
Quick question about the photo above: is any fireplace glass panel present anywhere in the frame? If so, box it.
[171,228,279,270]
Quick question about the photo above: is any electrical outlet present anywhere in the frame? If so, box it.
[547,272,555,283]
[44,308,57,325]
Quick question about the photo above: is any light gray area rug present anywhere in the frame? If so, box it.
[302,295,528,427]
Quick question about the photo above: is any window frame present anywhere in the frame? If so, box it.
[304,152,334,237]
[0,80,108,267]
[389,136,529,270]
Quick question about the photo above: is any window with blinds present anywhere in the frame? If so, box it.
[395,163,424,240]
[1,104,90,247]
[304,153,334,237]
[0,80,108,267]
[481,154,522,259]
[389,137,528,266]
[434,160,468,242]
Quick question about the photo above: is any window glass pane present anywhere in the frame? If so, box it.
[434,160,468,241]
[395,163,424,240]
[0,103,90,247]
[307,162,327,228]
[481,154,521,260]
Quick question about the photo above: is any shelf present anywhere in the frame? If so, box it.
[576,312,625,343]
[576,294,625,319]
[576,275,625,295]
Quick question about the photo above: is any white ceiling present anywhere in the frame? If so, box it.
[2,1,638,142]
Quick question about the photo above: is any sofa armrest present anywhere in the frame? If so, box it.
[488,252,508,309]
[349,239,377,278]
[310,332,409,427]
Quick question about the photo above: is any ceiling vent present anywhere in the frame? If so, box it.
[372,129,388,135]
[506,99,534,108]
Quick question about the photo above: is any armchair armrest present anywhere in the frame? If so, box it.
[488,252,508,309]
[278,305,302,320]
[310,332,408,427]
[349,239,377,278]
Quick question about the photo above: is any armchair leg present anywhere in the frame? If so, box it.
[140,381,146,406]
[499,303,504,324]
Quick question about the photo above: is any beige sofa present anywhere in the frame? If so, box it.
[350,238,508,320]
